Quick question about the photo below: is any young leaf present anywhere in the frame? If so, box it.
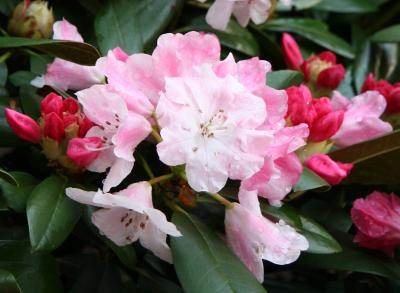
[171,211,266,293]
[27,175,82,252]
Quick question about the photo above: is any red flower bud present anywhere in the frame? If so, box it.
[351,191,400,256]
[67,137,102,167]
[316,64,346,89]
[63,97,79,114]
[312,97,332,117]
[5,108,41,143]
[318,51,336,63]
[41,93,64,117]
[309,110,344,142]
[43,112,64,142]
[282,33,304,70]
[286,85,317,125]
[304,154,352,185]
[78,116,93,138]
[387,86,400,113]
[63,114,78,128]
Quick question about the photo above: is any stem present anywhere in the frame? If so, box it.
[0,51,12,63]
[151,112,161,132]
[151,128,162,143]
[208,193,234,209]
[137,155,154,179]
[148,173,174,185]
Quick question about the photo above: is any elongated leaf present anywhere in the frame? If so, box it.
[0,171,38,212]
[353,40,371,92]
[277,0,321,11]
[261,18,354,59]
[371,25,400,43]
[293,167,330,193]
[0,269,20,293]
[27,175,82,252]
[314,0,379,13]
[0,37,100,65]
[0,240,62,292]
[261,203,341,254]
[329,130,400,163]
[171,211,265,293]
[267,70,304,89]
[180,17,260,56]
[95,0,183,55]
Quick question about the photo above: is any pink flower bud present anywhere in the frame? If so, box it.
[281,33,304,70]
[78,117,93,138]
[304,154,353,185]
[309,110,344,142]
[317,64,346,90]
[63,97,79,114]
[5,108,41,143]
[41,92,64,117]
[112,47,129,62]
[67,137,102,167]
[351,191,400,256]
[43,112,64,142]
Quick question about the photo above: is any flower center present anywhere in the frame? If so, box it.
[199,109,229,138]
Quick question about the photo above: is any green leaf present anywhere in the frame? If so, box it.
[171,211,266,293]
[277,0,321,11]
[293,167,330,193]
[353,40,371,92]
[261,203,341,254]
[337,67,355,97]
[0,240,63,292]
[0,37,100,65]
[95,0,183,55]
[180,17,260,56]
[9,71,37,87]
[0,0,19,16]
[19,85,42,118]
[0,269,20,293]
[314,0,379,13]
[138,269,183,293]
[27,175,82,252]
[261,18,354,59]
[267,70,304,89]
[295,232,400,279]
[0,171,38,212]
[371,25,400,43]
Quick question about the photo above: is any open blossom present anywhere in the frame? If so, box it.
[31,19,103,91]
[225,188,308,282]
[304,154,352,185]
[203,0,291,31]
[361,73,400,113]
[282,33,345,92]
[70,85,151,192]
[286,85,344,142]
[331,91,392,148]
[156,64,271,193]
[351,191,400,256]
[66,182,181,263]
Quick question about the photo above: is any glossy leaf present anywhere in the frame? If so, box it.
[0,37,100,65]
[261,18,354,59]
[95,0,183,55]
[27,175,82,252]
[371,25,400,43]
[267,70,304,89]
[293,167,330,193]
[171,211,266,293]
[314,0,379,13]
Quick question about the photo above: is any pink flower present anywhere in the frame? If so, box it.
[4,108,41,143]
[225,188,308,282]
[66,182,181,263]
[351,191,400,256]
[31,19,103,91]
[67,137,103,167]
[331,91,393,148]
[304,154,353,185]
[76,85,151,192]
[205,0,288,30]
[361,73,400,113]
[286,85,344,142]
[156,64,271,193]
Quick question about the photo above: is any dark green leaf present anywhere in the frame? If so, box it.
[19,85,42,118]
[27,175,82,252]
[180,17,260,56]
[138,269,183,293]
[293,167,330,193]
[0,0,19,16]
[267,70,304,89]
[371,25,400,43]
[0,169,17,185]
[0,269,20,293]
[261,18,354,59]
[9,71,37,87]
[277,0,321,11]
[0,62,7,87]
[30,54,53,75]
[0,240,63,292]
[0,37,100,65]
[314,0,379,13]
[171,211,266,293]
[353,40,371,92]
[95,0,183,55]
[0,171,38,212]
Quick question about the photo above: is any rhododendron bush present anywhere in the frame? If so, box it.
[0,0,400,292]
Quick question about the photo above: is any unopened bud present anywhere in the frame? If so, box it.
[5,108,41,143]
[67,137,102,167]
